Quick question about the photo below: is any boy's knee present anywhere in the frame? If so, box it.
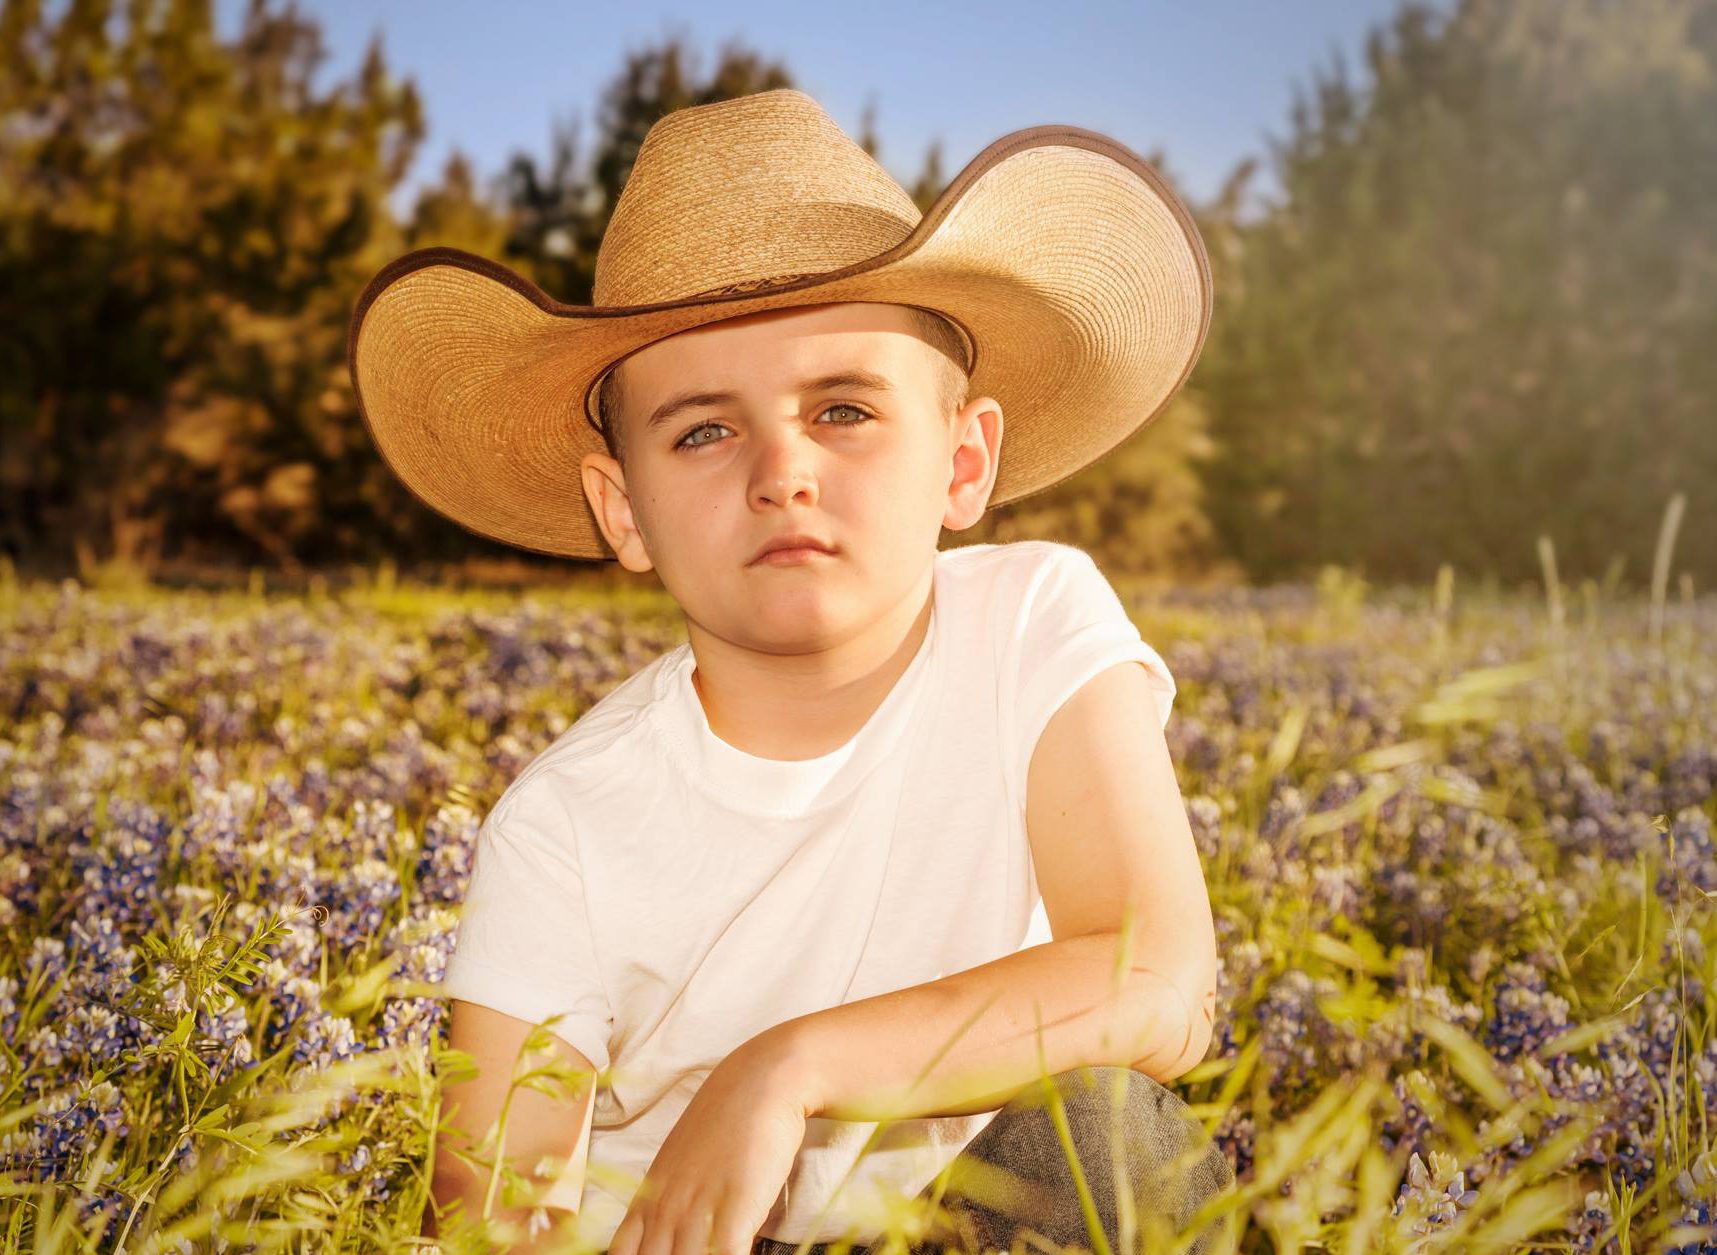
[1021,1066,1237,1251]
[925,1067,1237,1255]
[1034,1065,1199,1131]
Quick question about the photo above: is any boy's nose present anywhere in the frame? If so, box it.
[748,441,819,508]
[754,474,816,509]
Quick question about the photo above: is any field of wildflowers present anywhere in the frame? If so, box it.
[1,557,1712,1255]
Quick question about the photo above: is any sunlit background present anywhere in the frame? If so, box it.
[6,0,1707,591]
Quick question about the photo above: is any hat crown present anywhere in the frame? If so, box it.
[593,89,923,307]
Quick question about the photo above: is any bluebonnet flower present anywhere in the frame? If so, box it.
[1658,807,1717,900]
[197,992,255,1083]
[1569,1187,1620,1254]
[382,906,458,985]
[368,720,459,802]
[319,855,401,948]
[0,974,19,1044]
[180,777,258,875]
[68,913,138,1001]
[1377,863,1451,940]
[1175,721,1225,775]
[73,1180,131,1244]
[1484,960,1573,1064]
[298,756,335,813]
[289,1008,362,1070]
[1213,1108,1257,1183]
[259,959,323,1055]
[378,996,447,1058]
[1663,746,1717,814]
[1371,978,1483,1069]
[1308,862,1363,925]
[250,844,319,908]
[62,1002,138,1070]
[2,1079,128,1182]
[1390,1150,1479,1250]
[78,800,163,927]
[0,849,31,928]
[1660,1152,1717,1255]
[1379,1070,1438,1155]
[1183,793,1225,861]
[1211,939,1263,1062]
[415,803,478,904]
[1255,967,1365,1085]
[321,797,401,864]
[339,1141,373,1176]
[25,936,69,988]
[461,680,508,728]
[1257,781,1307,851]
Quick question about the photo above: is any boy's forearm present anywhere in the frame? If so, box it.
[753,932,1208,1122]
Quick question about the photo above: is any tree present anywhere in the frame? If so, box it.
[1194,0,1717,588]
[0,0,426,574]
[491,30,795,306]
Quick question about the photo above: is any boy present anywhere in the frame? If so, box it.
[348,89,1231,1255]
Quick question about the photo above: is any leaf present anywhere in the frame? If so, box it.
[1536,1018,1624,1059]
[1415,1015,1513,1112]
[324,951,404,1015]
[166,1009,197,1049]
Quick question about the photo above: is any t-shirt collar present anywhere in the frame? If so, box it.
[653,584,940,818]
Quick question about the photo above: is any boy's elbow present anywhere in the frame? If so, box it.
[1176,1006,1216,1078]
[1174,978,1218,1076]
[423,1154,581,1253]
[1130,973,1216,1083]
[422,1150,487,1241]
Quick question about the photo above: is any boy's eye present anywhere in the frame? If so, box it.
[820,403,871,425]
[676,423,722,450]
[674,403,873,451]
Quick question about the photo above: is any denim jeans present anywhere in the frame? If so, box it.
[748,1066,1237,1255]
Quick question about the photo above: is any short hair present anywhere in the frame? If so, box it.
[595,305,971,469]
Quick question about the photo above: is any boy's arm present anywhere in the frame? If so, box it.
[426,999,600,1252]
[757,659,1218,1121]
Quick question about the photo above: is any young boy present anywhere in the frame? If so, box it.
[348,89,1231,1255]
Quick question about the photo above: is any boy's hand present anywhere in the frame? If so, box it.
[607,1036,811,1255]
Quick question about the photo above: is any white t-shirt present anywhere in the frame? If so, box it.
[439,540,1176,1248]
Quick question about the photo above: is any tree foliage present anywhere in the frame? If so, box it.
[6,0,1705,587]
[1194,0,1717,588]
[463,33,796,307]
[0,0,428,573]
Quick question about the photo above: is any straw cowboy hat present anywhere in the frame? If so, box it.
[346,88,1212,561]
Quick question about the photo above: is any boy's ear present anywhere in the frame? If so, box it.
[580,453,656,573]
[943,395,1003,534]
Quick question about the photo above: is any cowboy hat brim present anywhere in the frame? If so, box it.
[347,124,1212,561]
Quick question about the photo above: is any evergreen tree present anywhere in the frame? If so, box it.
[0,0,429,573]
[491,32,794,305]
[1195,0,1717,588]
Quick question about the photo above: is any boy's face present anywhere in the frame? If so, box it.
[579,301,1002,650]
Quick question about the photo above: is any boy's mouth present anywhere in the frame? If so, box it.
[752,546,836,567]
[750,533,838,564]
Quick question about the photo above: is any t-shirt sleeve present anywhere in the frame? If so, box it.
[439,779,614,1072]
[1002,543,1177,798]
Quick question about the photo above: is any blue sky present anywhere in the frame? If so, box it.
[214,0,1453,221]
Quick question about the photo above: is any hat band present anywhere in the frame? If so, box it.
[686,270,828,299]
[587,268,955,438]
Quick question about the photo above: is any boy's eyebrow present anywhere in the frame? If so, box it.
[644,369,898,432]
